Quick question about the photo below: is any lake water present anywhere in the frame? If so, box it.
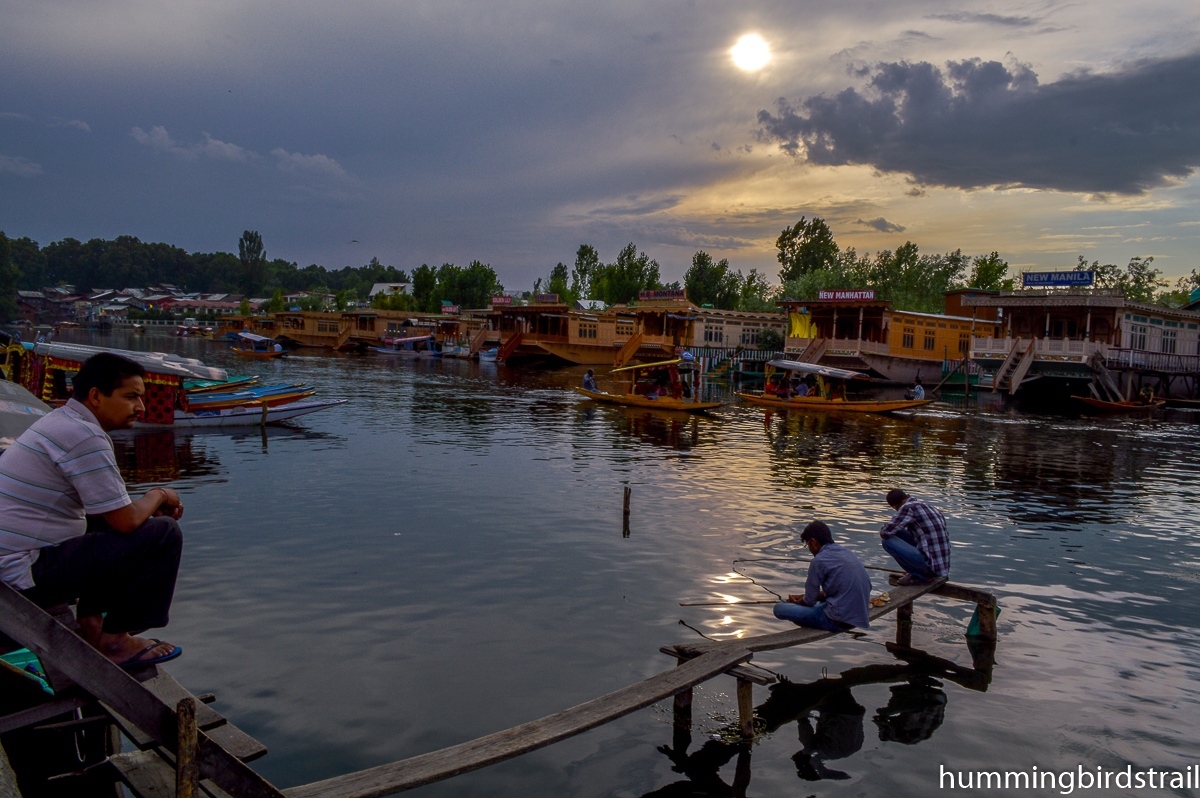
[71,332,1200,796]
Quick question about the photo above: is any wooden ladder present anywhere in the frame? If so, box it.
[612,333,644,368]
[496,331,523,362]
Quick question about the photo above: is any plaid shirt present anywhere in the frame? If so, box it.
[880,498,950,576]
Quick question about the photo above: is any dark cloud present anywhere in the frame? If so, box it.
[855,217,906,233]
[757,52,1200,195]
[927,11,1041,27]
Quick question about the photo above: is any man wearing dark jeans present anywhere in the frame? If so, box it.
[879,489,950,585]
[0,352,185,667]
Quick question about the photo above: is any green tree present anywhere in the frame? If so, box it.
[536,262,574,304]
[238,231,267,296]
[411,264,438,312]
[967,252,1011,290]
[684,251,740,309]
[0,232,19,321]
[592,243,661,305]
[239,297,251,315]
[776,217,840,283]
[1076,255,1166,303]
[757,327,783,351]
[571,245,600,300]
[737,268,778,312]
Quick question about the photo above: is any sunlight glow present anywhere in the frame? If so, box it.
[731,34,770,71]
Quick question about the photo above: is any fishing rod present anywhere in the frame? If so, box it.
[682,557,906,606]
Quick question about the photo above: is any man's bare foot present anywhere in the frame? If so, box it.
[96,632,179,667]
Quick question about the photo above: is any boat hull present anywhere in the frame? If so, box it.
[230,347,286,358]
[737,392,933,413]
[1073,396,1166,412]
[574,387,723,412]
[134,399,347,428]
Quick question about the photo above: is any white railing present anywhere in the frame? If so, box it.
[971,337,1102,359]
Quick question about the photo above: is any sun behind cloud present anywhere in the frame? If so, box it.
[731,34,770,71]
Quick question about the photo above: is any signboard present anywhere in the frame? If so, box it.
[442,305,460,314]
[534,294,560,304]
[817,290,875,301]
[638,289,686,301]
[1023,270,1094,287]
[491,295,514,306]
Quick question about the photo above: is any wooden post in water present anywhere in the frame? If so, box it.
[176,697,199,798]
[260,400,268,427]
[896,602,913,648]
[622,487,631,538]
[736,678,754,739]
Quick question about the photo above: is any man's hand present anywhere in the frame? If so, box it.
[152,487,184,520]
[786,594,808,605]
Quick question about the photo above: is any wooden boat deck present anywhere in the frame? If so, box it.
[1,574,997,798]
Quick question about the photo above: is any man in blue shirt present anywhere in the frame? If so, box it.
[774,521,872,632]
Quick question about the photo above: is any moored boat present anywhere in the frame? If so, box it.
[369,333,441,357]
[1073,396,1166,412]
[136,399,347,428]
[574,359,723,413]
[230,332,287,357]
[738,359,933,414]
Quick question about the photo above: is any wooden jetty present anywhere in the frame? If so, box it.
[1,576,997,798]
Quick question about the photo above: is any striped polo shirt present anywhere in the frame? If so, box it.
[0,399,131,589]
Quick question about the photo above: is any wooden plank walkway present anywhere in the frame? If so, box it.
[669,578,950,658]
[0,583,283,798]
[283,647,753,798]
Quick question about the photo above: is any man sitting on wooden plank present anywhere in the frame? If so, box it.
[774,521,871,632]
[879,489,950,586]
[0,353,185,668]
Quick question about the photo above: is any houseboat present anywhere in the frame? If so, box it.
[776,288,1004,384]
[960,278,1200,400]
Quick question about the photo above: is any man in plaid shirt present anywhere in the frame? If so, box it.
[879,489,949,585]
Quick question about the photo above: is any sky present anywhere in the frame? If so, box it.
[2,0,1198,291]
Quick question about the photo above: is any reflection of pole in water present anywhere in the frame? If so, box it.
[623,486,631,538]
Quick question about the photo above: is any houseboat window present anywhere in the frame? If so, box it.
[1129,324,1148,350]
[1162,329,1177,354]
[924,331,936,351]
[958,334,969,354]
[902,328,914,348]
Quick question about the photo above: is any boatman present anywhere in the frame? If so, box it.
[879,489,949,585]
[582,369,598,392]
[774,521,871,632]
[904,377,924,401]
[0,353,185,668]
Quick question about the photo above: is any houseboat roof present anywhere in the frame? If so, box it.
[32,342,228,382]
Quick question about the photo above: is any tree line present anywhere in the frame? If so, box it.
[3,223,1194,324]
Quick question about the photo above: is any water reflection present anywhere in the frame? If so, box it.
[651,641,992,796]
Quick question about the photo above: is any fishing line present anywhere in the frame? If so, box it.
[675,620,785,681]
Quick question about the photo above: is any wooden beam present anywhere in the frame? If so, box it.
[671,579,947,658]
[284,647,753,798]
[928,582,997,609]
[0,583,285,798]
[657,647,773,685]
[736,679,754,739]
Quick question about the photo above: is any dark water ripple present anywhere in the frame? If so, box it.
[84,332,1200,796]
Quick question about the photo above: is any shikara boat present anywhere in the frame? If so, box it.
[135,399,347,428]
[184,376,260,394]
[574,358,724,413]
[369,334,442,358]
[738,359,933,414]
[1073,396,1166,412]
[230,332,287,358]
[185,383,316,411]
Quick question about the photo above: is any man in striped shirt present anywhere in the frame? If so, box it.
[879,489,950,586]
[0,353,185,668]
